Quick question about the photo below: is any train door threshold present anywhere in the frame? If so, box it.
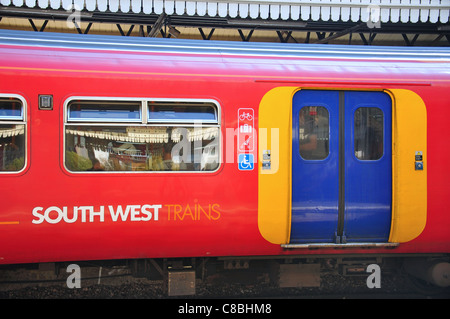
[281,243,400,249]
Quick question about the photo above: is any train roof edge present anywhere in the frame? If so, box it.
[0,29,449,61]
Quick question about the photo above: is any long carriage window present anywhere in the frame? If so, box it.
[354,107,384,160]
[65,99,220,172]
[299,106,329,160]
[0,97,26,172]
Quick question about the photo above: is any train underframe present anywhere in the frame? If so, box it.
[1,253,449,296]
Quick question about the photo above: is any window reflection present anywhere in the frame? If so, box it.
[354,107,384,160]
[65,126,219,172]
[0,124,25,171]
[65,99,220,173]
[0,97,25,172]
[68,101,141,122]
[299,106,329,160]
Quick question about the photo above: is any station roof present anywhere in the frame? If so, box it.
[1,1,449,46]
[1,0,449,23]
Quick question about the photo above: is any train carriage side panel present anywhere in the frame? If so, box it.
[0,51,272,264]
[0,31,449,265]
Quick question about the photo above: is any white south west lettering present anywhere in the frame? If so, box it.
[31,204,162,225]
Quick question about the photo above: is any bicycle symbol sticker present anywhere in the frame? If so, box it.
[238,108,254,152]
[238,154,254,171]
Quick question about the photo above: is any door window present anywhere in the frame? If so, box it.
[299,106,329,160]
[354,107,384,160]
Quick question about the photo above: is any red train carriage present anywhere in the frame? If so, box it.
[0,30,449,290]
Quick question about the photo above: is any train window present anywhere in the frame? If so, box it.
[0,97,23,120]
[148,101,217,123]
[354,107,384,160]
[299,106,329,160]
[67,100,142,122]
[0,97,26,172]
[64,99,220,173]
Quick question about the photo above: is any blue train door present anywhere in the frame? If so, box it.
[291,90,392,243]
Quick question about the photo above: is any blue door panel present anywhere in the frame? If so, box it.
[291,90,339,243]
[344,91,392,242]
[291,90,392,244]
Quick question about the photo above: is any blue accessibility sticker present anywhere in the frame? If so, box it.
[238,154,254,171]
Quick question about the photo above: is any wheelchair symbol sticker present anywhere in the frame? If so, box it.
[238,154,254,171]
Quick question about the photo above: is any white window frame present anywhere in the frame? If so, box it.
[0,93,27,174]
[63,96,221,174]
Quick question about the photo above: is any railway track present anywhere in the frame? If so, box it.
[1,263,448,299]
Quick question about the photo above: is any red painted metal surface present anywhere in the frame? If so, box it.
[0,34,449,265]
